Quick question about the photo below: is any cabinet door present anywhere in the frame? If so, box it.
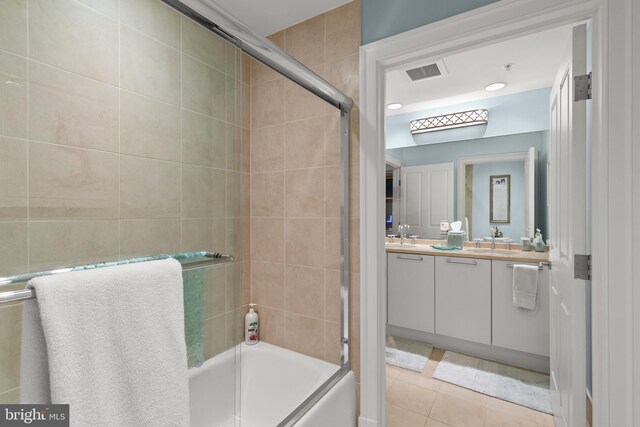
[435,257,491,344]
[492,260,550,356]
[387,253,435,333]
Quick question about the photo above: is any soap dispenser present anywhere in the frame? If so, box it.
[245,304,259,345]
[533,229,546,252]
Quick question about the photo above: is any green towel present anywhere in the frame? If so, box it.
[431,244,461,251]
[183,269,207,368]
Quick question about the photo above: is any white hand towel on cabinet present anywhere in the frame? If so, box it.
[20,258,190,427]
[512,264,540,310]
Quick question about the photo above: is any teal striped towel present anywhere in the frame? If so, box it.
[431,244,461,251]
[183,269,207,368]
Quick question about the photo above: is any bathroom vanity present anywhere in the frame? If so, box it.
[386,241,550,372]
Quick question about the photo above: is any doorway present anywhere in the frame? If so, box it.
[357,1,609,425]
[381,22,587,426]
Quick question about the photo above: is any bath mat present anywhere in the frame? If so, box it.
[433,351,552,414]
[385,335,433,372]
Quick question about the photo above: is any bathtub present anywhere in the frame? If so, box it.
[189,341,356,427]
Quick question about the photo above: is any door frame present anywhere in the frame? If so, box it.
[358,0,638,425]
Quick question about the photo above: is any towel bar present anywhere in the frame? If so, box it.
[0,251,234,305]
[506,262,547,270]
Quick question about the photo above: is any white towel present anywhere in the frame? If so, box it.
[512,264,540,310]
[20,259,190,427]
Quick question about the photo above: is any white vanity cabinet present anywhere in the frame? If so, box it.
[492,260,550,356]
[435,257,492,345]
[387,253,435,333]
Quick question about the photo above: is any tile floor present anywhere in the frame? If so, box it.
[386,348,555,427]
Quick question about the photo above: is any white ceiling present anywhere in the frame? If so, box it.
[385,25,573,116]
[212,0,352,36]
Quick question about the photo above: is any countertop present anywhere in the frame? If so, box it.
[385,239,550,264]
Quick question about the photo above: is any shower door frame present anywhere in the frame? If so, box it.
[160,1,354,425]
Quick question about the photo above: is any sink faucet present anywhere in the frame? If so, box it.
[490,228,496,251]
[399,224,409,244]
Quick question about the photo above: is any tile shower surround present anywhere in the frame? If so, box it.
[0,0,248,402]
[248,0,362,388]
[0,0,361,407]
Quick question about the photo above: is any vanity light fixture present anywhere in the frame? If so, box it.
[409,109,489,134]
[387,103,403,110]
[485,82,507,91]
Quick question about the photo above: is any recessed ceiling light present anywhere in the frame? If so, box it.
[387,103,403,110]
[485,82,507,91]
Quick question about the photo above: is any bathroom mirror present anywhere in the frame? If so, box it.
[385,142,544,240]
[385,156,402,232]
[458,148,537,241]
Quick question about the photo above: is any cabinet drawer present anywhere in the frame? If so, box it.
[387,253,435,333]
[435,257,491,344]
[492,260,550,356]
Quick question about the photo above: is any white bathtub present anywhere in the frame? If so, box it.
[189,342,356,427]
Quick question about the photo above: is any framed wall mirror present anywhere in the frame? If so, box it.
[457,147,537,241]
[490,174,511,223]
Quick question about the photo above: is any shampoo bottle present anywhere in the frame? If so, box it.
[245,304,259,345]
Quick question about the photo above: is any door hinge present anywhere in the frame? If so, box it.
[574,254,591,280]
[574,72,592,101]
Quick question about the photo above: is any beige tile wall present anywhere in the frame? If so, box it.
[248,0,361,386]
[0,0,247,401]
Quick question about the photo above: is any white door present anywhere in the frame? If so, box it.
[400,163,454,238]
[549,24,587,427]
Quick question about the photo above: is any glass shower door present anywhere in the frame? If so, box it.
[0,1,247,425]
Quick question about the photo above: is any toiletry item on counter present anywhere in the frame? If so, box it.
[521,237,533,251]
[245,304,259,345]
[533,229,546,252]
[440,221,450,239]
[446,230,466,249]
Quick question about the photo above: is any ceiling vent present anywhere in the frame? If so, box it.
[404,59,448,82]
